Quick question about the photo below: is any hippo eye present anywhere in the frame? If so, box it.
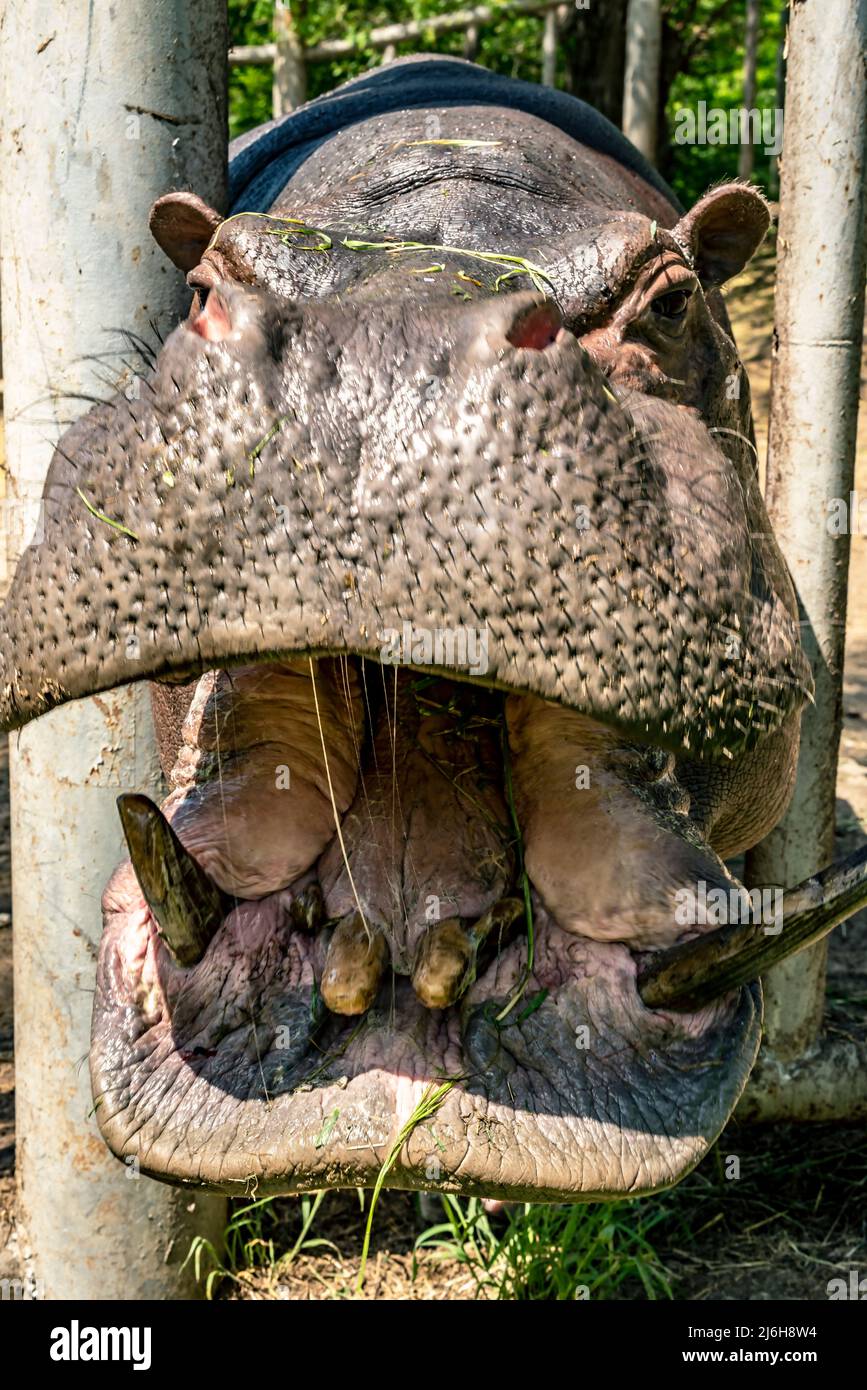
[651,288,692,321]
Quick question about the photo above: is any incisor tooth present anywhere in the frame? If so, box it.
[412,898,524,1009]
[412,919,475,1009]
[321,912,387,1015]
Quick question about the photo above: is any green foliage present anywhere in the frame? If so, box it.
[186,1186,674,1300]
[413,1194,674,1300]
[229,2,788,209]
[664,0,787,204]
[228,1,565,141]
[228,0,276,137]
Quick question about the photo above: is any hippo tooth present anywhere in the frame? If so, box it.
[412,898,524,1009]
[411,919,476,1009]
[116,793,232,967]
[637,841,867,1013]
[320,912,388,1015]
[287,882,325,933]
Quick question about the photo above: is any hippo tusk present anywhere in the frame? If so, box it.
[117,793,233,967]
[638,843,867,1013]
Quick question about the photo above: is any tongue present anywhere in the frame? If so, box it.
[506,694,738,949]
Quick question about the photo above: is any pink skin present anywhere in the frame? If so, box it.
[506,695,741,948]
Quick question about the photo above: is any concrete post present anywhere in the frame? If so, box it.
[745,0,867,1061]
[0,0,228,1299]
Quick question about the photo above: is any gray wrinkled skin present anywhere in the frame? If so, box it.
[1,65,809,1200]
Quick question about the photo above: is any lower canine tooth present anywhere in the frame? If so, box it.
[117,793,231,967]
[320,912,387,1015]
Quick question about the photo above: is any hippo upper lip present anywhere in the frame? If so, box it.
[0,287,811,757]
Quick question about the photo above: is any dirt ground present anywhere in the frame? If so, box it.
[0,238,864,1301]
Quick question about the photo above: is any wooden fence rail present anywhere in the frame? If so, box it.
[230,0,571,117]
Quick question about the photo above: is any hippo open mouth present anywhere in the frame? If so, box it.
[6,58,859,1203]
[96,655,762,1201]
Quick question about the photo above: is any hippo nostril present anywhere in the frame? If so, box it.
[190,289,232,342]
[506,301,562,351]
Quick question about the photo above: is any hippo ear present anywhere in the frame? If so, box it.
[149,191,223,272]
[673,185,770,289]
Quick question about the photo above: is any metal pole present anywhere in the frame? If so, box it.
[622,0,661,161]
[0,0,228,1299]
[745,0,867,1062]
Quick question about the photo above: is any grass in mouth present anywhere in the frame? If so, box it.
[495,719,535,1023]
[355,1079,458,1293]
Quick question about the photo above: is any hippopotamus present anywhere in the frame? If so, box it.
[3,56,857,1205]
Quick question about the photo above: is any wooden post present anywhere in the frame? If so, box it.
[463,23,480,61]
[738,0,761,180]
[622,0,661,162]
[273,0,306,119]
[542,8,558,88]
[745,0,867,1062]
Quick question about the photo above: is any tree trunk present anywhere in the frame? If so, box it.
[273,0,306,118]
[738,0,761,180]
[565,0,627,126]
[769,3,789,197]
[623,0,662,162]
[542,7,558,88]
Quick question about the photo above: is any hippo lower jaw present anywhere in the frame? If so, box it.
[90,659,762,1202]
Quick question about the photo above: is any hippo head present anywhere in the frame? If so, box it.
[0,95,815,1202]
